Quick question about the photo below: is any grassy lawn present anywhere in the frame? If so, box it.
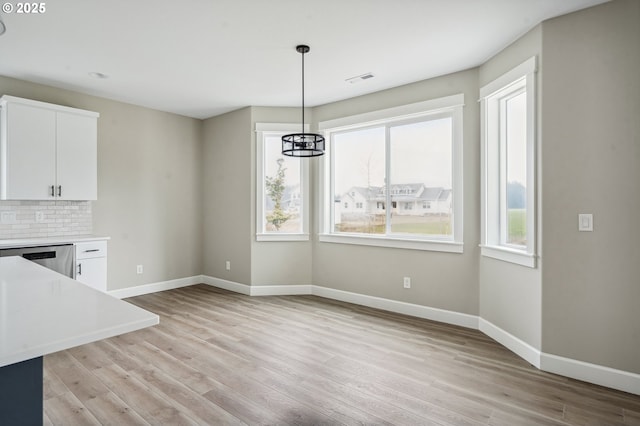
[508,209,527,245]
[336,215,452,236]
[336,211,526,241]
[391,219,451,235]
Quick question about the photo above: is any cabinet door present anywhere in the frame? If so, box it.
[56,112,97,200]
[76,257,107,292]
[2,103,56,200]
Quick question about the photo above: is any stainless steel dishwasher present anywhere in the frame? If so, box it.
[0,244,74,278]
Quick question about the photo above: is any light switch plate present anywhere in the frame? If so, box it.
[578,213,593,232]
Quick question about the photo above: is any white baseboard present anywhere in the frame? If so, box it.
[251,284,313,296]
[108,275,203,299]
[198,277,477,329]
[201,275,251,295]
[479,318,541,368]
[200,277,313,296]
[114,275,639,396]
[541,353,640,396]
[312,285,479,329]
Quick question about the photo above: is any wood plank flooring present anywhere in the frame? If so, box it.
[43,284,640,425]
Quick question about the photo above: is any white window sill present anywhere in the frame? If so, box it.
[256,233,309,242]
[481,245,536,268]
[319,233,463,253]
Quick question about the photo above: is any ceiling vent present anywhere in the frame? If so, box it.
[346,73,374,84]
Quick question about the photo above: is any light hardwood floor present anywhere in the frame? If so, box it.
[43,284,640,425]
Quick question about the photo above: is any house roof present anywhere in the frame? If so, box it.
[416,187,444,201]
[438,189,452,201]
[346,187,380,200]
[341,184,451,202]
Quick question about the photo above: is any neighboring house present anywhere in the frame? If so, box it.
[265,184,301,214]
[283,184,301,213]
[339,187,379,214]
[337,184,452,219]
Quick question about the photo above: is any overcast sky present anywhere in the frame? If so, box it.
[263,103,526,197]
[332,117,453,194]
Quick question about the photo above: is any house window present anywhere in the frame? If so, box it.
[319,94,464,252]
[480,57,537,267]
[256,123,309,241]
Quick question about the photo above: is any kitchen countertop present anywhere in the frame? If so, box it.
[0,234,110,249]
[0,256,158,368]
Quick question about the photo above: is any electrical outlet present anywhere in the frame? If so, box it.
[35,211,45,223]
[225,260,231,271]
[136,265,143,274]
[578,213,593,231]
[403,277,411,289]
[1,211,16,224]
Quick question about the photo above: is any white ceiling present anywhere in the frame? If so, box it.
[0,0,608,119]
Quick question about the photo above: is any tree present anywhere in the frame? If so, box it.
[265,158,290,230]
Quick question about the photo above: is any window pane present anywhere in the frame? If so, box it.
[332,127,385,234]
[505,91,527,246]
[389,118,453,237]
[263,135,302,233]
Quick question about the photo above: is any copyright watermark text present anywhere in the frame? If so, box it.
[2,2,47,13]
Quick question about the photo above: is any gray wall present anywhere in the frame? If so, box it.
[0,76,204,290]
[250,106,313,286]
[202,107,253,284]
[541,0,640,373]
[478,26,543,349]
[311,69,480,315]
[2,0,638,378]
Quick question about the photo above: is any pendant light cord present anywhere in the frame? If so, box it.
[281,45,325,157]
[301,49,305,136]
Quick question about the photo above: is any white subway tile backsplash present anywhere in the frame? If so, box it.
[0,201,92,239]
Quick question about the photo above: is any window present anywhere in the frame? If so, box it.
[480,57,537,267]
[319,95,464,252]
[256,123,309,241]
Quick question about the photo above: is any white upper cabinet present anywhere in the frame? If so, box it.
[0,96,99,200]
[56,111,98,200]
[1,102,57,200]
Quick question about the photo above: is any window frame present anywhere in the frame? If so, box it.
[480,56,537,267]
[255,123,310,242]
[318,94,465,253]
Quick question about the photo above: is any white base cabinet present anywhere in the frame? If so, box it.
[0,95,99,200]
[75,240,107,292]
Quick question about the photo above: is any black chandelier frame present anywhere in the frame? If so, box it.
[282,45,325,158]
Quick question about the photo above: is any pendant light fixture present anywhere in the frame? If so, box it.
[282,45,325,157]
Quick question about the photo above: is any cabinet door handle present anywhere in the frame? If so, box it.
[77,263,82,276]
[57,185,62,197]
[84,249,100,253]
[50,185,55,197]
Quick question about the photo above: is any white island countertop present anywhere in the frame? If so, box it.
[0,234,110,249]
[0,256,158,367]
